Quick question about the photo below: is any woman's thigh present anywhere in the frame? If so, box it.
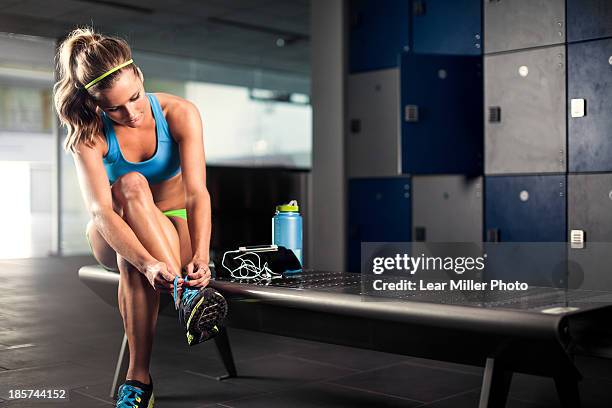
[86,220,118,271]
[166,215,193,269]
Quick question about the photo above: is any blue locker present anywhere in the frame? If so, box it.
[347,177,411,272]
[485,175,566,242]
[568,38,612,172]
[567,0,612,43]
[349,0,410,73]
[412,0,482,55]
[401,52,483,175]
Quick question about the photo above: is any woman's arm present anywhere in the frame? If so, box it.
[165,96,212,284]
[73,139,177,289]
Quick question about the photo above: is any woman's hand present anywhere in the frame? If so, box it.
[184,257,212,288]
[142,261,183,293]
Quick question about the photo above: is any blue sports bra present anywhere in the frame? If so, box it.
[102,93,181,185]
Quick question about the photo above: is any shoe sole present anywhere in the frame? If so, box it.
[186,288,228,345]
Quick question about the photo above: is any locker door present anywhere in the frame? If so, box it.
[568,174,612,290]
[484,0,565,54]
[349,0,410,73]
[485,175,566,242]
[412,175,482,242]
[347,69,401,178]
[412,0,482,55]
[568,39,612,172]
[567,0,612,43]
[485,46,566,174]
[347,177,411,272]
[401,53,483,175]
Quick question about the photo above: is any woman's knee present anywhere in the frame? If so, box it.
[111,172,150,206]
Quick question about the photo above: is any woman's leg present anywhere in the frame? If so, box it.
[109,172,183,385]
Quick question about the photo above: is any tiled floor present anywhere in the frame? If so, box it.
[0,256,611,407]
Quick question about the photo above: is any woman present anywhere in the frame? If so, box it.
[54,28,225,408]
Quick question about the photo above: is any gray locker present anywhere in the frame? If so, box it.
[412,175,482,243]
[347,68,401,178]
[485,46,566,175]
[484,0,565,54]
[568,174,612,291]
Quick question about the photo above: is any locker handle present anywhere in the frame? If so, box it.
[413,0,426,16]
[487,228,500,243]
[405,105,419,123]
[415,227,426,242]
[488,107,501,123]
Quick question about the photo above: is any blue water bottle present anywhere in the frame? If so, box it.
[272,200,303,273]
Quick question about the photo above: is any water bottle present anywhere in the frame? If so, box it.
[272,200,302,273]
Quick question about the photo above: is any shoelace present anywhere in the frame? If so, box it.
[173,276,199,310]
[117,384,144,407]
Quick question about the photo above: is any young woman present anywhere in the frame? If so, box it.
[54,28,225,408]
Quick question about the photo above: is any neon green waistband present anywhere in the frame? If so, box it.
[162,208,187,220]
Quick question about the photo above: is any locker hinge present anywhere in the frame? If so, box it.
[488,107,501,123]
[570,99,585,118]
[570,230,585,249]
[405,105,419,123]
[350,119,361,133]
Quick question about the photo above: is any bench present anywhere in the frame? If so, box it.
[79,265,612,408]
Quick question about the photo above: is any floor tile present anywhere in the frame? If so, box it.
[220,382,420,408]
[330,361,482,404]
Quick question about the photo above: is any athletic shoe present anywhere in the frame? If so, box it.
[174,276,228,346]
[115,377,154,408]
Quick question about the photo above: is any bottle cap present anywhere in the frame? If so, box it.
[276,200,299,212]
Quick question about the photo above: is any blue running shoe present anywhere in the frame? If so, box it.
[116,377,154,408]
[174,276,228,346]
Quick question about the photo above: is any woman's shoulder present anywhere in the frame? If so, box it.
[153,92,200,124]
[73,133,108,159]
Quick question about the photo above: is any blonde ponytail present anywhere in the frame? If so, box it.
[53,28,138,152]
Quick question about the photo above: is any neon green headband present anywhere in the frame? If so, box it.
[83,59,134,90]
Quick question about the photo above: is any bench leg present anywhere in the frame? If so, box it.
[479,357,513,408]
[554,374,581,408]
[214,327,237,380]
[109,333,130,399]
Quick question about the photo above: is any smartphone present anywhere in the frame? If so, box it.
[238,244,279,252]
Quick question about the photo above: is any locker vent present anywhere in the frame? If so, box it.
[405,105,419,123]
[570,230,585,249]
[488,106,501,123]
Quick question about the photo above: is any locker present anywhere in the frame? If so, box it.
[347,69,401,178]
[401,52,483,175]
[412,175,482,243]
[484,0,565,54]
[347,177,411,272]
[412,0,482,55]
[349,0,410,73]
[568,38,612,172]
[484,46,566,174]
[567,174,612,290]
[484,175,567,287]
[567,0,612,43]
[485,175,566,242]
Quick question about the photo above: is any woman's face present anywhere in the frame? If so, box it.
[95,69,147,128]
